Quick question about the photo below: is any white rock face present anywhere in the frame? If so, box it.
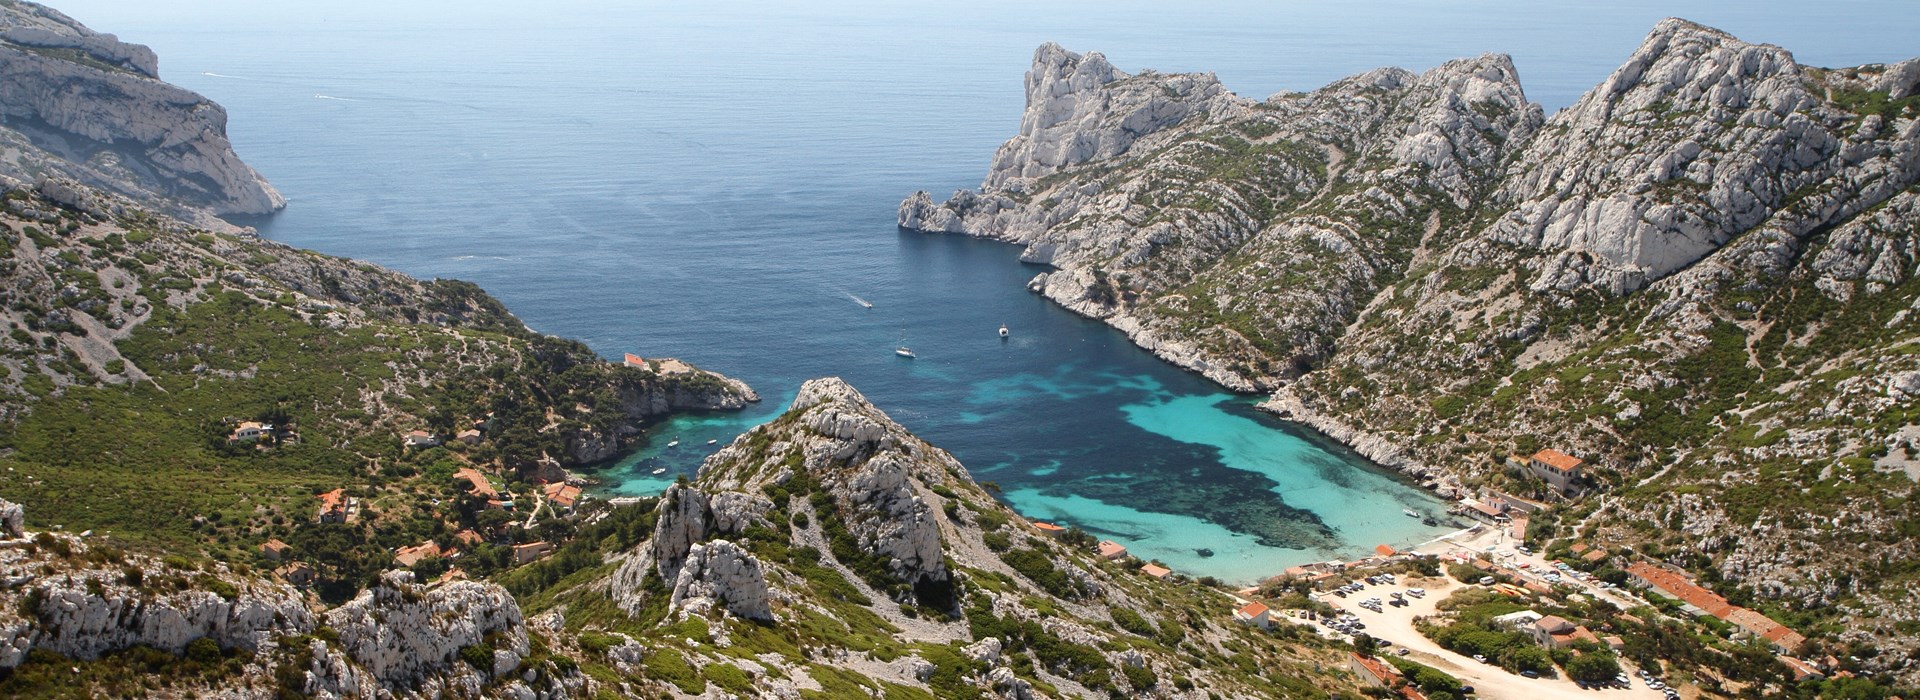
[0,2,284,226]
[0,532,312,670]
[651,482,712,582]
[0,498,21,539]
[668,539,773,621]
[984,43,1237,189]
[321,570,530,691]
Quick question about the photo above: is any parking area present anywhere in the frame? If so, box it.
[1296,571,1673,700]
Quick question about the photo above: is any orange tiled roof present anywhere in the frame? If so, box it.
[1141,564,1172,579]
[454,467,498,499]
[1033,522,1065,532]
[1531,449,1584,472]
[1629,562,1734,617]
[623,353,646,367]
[1237,601,1269,618]
[1350,652,1401,685]
[395,542,445,567]
[1097,540,1128,559]
[1375,544,1397,557]
[543,482,582,508]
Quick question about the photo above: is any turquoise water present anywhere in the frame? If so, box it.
[57,0,1920,582]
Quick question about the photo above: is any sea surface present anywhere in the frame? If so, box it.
[55,0,1920,583]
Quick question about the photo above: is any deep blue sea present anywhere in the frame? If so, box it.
[55,0,1920,582]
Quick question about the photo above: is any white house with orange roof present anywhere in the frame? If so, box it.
[1527,448,1584,493]
[1233,601,1271,629]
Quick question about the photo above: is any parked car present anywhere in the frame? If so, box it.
[1521,670,1539,679]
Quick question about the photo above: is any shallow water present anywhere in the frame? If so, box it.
[55,0,1920,582]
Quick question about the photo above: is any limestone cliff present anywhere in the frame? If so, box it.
[0,1,283,229]
[903,19,1920,680]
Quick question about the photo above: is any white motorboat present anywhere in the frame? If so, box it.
[896,346,916,358]
[999,324,1009,338]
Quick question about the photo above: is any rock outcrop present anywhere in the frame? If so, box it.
[667,540,773,621]
[0,499,21,539]
[319,571,529,691]
[0,1,283,228]
[0,533,314,670]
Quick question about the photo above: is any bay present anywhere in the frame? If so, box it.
[50,0,1920,582]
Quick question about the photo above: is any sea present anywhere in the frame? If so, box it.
[52,0,1920,583]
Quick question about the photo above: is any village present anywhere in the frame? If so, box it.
[1033,447,1839,700]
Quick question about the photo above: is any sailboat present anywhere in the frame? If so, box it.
[896,330,915,358]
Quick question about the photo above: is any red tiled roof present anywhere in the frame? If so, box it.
[1033,522,1065,532]
[623,353,646,367]
[395,542,445,567]
[454,467,498,499]
[1375,544,1398,557]
[1531,449,1584,472]
[1628,562,1734,617]
[1535,615,1574,633]
[543,482,582,508]
[1140,564,1172,579]
[1350,653,1401,685]
[1237,601,1269,618]
[1097,540,1128,559]
[1582,549,1608,562]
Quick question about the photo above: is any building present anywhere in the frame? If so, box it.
[454,467,499,499]
[1529,615,1575,647]
[276,562,317,587]
[1375,544,1398,558]
[455,429,483,445]
[1032,522,1066,538]
[231,421,272,443]
[512,541,554,565]
[1233,601,1271,630]
[316,489,353,524]
[1140,563,1172,580]
[1527,449,1584,493]
[623,353,648,368]
[403,430,440,448]
[1459,499,1511,525]
[1627,562,1734,617]
[543,482,583,510]
[1097,540,1128,560]
[260,539,290,562]
[1491,610,1544,629]
[395,541,448,567]
[1780,656,1825,681]
[1349,652,1401,689]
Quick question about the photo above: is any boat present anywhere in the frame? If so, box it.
[651,468,665,475]
[999,324,1009,338]
[848,293,873,309]
[1422,516,1439,527]
[1195,548,1214,558]
[706,439,718,445]
[895,346,916,358]
[1403,508,1420,518]
[667,439,679,448]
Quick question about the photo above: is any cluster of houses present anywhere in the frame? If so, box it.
[1032,520,1174,581]
[1490,610,1625,653]
[1625,562,1805,654]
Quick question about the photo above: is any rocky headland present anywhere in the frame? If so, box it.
[904,18,1920,681]
[0,1,283,230]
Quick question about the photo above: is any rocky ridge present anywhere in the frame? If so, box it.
[572,377,1361,699]
[903,18,1920,680]
[0,1,283,230]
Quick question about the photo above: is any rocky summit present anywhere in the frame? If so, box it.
[905,18,1920,683]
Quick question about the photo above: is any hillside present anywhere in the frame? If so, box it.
[901,19,1920,683]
